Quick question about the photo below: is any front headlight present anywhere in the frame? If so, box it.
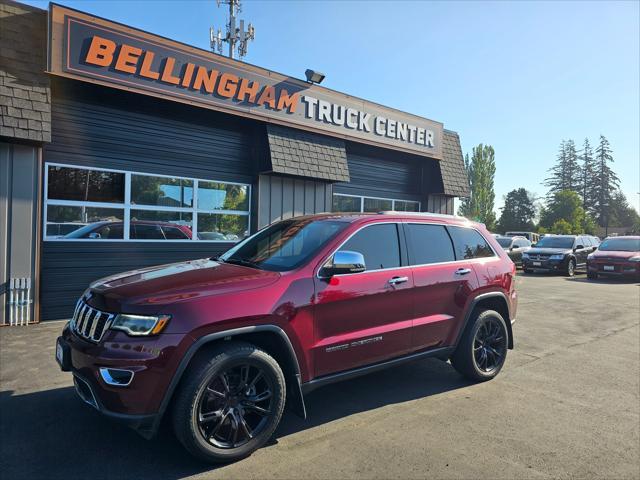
[549,254,565,260]
[629,256,640,262]
[587,254,595,260]
[111,314,171,336]
[522,253,530,259]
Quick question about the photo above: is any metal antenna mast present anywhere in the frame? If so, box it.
[209,0,255,60]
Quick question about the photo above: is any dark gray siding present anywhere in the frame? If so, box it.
[40,79,260,321]
[257,174,332,229]
[427,195,455,215]
[334,143,423,202]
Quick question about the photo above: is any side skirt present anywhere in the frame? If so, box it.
[301,346,455,395]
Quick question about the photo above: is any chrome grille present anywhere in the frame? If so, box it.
[70,299,114,343]
[528,254,550,261]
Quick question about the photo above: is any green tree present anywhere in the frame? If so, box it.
[579,138,597,215]
[544,140,582,197]
[457,144,497,230]
[607,190,640,228]
[497,188,536,233]
[539,190,596,234]
[592,135,620,227]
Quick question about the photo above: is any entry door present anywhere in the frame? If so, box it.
[312,223,414,377]
[405,223,478,349]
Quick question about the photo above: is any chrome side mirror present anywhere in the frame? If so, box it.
[323,250,366,276]
[88,232,102,239]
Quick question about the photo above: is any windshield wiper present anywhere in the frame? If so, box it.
[223,258,262,270]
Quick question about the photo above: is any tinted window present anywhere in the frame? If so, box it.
[162,226,190,240]
[535,236,575,249]
[448,226,495,259]
[132,224,164,239]
[407,224,455,265]
[339,224,401,270]
[496,237,512,248]
[47,166,124,203]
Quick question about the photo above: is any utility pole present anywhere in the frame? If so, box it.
[210,0,255,60]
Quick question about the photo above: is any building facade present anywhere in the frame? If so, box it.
[0,0,469,324]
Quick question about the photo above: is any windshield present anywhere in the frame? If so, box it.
[496,237,512,248]
[535,236,574,249]
[220,219,349,272]
[598,238,640,252]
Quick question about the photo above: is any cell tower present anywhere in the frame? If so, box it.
[209,0,255,60]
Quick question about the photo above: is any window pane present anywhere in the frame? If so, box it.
[198,182,249,211]
[394,200,420,212]
[339,223,400,270]
[47,166,124,203]
[407,224,455,264]
[47,206,124,239]
[130,210,193,240]
[363,197,392,212]
[448,226,495,259]
[332,195,361,212]
[197,213,249,241]
[131,175,193,208]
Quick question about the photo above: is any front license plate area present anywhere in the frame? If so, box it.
[56,337,71,371]
[533,261,542,267]
[603,265,614,271]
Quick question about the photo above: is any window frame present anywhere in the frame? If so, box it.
[43,162,251,243]
[332,193,421,213]
[446,225,497,260]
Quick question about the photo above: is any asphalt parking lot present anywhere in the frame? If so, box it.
[1,273,639,479]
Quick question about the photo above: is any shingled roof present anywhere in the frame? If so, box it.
[440,130,470,197]
[266,124,350,182]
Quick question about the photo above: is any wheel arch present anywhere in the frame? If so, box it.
[457,292,514,350]
[153,325,307,436]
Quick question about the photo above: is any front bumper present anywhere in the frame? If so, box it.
[57,324,194,437]
[587,261,640,278]
[522,257,568,272]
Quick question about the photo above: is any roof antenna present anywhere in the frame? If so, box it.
[209,0,255,60]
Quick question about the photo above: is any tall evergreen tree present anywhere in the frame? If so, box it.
[564,139,581,191]
[457,144,497,230]
[592,135,620,227]
[457,153,472,217]
[579,138,597,215]
[544,139,582,197]
[497,188,536,233]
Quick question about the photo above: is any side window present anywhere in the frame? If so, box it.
[162,226,190,240]
[522,239,532,247]
[407,224,455,265]
[339,223,401,270]
[132,224,164,240]
[581,237,591,247]
[448,226,495,260]
[95,223,123,239]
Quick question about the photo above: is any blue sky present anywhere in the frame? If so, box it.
[24,0,640,214]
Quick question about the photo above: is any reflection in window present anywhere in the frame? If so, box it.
[197,213,249,242]
[130,210,193,240]
[363,197,392,212]
[198,182,248,211]
[333,195,361,212]
[47,166,124,203]
[47,206,124,239]
[131,175,193,208]
[394,200,420,212]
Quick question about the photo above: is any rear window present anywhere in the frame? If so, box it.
[448,226,495,260]
[407,224,455,265]
[340,223,401,270]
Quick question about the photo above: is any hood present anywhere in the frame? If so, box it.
[591,250,639,260]
[526,247,571,255]
[87,258,280,311]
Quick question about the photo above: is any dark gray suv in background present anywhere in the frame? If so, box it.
[522,235,597,276]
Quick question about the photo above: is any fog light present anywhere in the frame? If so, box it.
[99,367,134,387]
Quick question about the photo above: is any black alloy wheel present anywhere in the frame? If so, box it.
[451,308,509,381]
[472,317,507,373]
[196,364,273,449]
[173,342,286,463]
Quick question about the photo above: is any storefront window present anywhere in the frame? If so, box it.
[332,194,420,213]
[44,163,250,242]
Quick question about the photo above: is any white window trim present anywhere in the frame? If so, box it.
[332,193,421,213]
[44,162,252,243]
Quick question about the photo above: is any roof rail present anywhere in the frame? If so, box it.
[377,211,469,221]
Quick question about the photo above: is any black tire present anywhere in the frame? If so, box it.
[587,271,598,280]
[451,309,508,382]
[172,342,286,463]
[565,259,576,277]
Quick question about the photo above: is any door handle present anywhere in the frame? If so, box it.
[388,276,409,285]
[455,268,472,276]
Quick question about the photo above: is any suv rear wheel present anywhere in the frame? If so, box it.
[451,309,508,382]
[172,342,286,463]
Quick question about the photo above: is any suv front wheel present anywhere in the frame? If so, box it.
[451,309,508,382]
[172,342,286,463]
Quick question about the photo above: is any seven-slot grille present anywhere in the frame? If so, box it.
[70,299,114,343]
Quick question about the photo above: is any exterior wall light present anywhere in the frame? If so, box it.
[305,69,326,84]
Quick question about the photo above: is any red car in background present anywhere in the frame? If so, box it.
[587,236,640,280]
[63,220,193,240]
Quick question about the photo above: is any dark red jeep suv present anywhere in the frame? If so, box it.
[56,212,517,463]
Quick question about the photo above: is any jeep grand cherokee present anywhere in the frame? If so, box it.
[56,212,517,463]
